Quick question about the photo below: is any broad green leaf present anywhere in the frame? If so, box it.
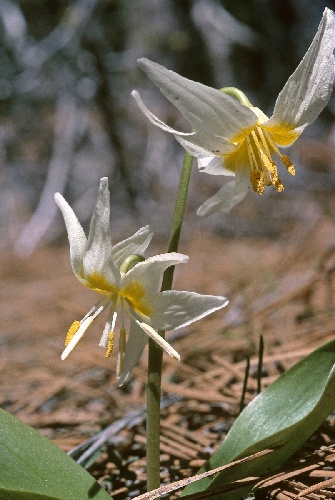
[182,338,335,499]
[0,408,111,499]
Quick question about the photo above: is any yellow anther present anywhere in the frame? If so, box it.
[250,170,265,195]
[274,175,284,192]
[65,320,80,346]
[259,152,276,186]
[267,161,281,188]
[281,155,295,175]
[105,331,115,358]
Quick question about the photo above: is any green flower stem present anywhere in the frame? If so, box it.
[162,151,194,289]
[146,152,194,492]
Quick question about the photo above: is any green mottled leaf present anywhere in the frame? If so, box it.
[0,408,111,499]
[182,339,335,499]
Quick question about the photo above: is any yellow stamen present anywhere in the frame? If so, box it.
[274,175,284,193]
[105,331,115,358]
[257,127,273,159]
[260,152,278,187]
[281,155,295,175]
[237,124,295,196]
[245,136,258,171]
[258,152,272,186]
[250,170,265,195]
[65,321,80,346]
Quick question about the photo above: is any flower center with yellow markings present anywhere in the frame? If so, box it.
[219,89,297,196]
[121,280,152,317]
[84,272,152,318]
[84,273,118,293]
[224,124,296,196]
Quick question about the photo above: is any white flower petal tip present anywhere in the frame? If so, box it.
[137,321,181,361]
[266,7,335,134]
[54,192,62,204]
[151,291,228,332]
[54,191,87,278]
[131,89,195,137]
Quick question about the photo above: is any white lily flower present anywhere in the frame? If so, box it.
[55,178,228,384]
[133,8,335,216]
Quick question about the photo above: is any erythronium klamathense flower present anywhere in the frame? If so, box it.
[132,8,335,216]
[54,178,228,384]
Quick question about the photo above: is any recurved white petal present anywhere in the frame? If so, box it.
[137,58,258,140]
[150,290,228,331]
[132,90,195,136]
[266,8,335,133]
[175,136,211,158]
[196,164,250,216]
[111,225,154,266]
[54,192,87,280]
[176,131,237,158]
[121,253,188,300]
[117,320,148,385]
[83,177,120,286]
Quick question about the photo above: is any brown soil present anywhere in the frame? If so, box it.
[2,215,335,499]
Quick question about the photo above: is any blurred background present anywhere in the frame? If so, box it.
[3,5,335,493]
[1,0,335,255]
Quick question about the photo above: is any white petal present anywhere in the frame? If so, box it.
[137,58,258,140]
[117,320,148,386]
[267,8,335,132]
[54,192,87,280]
[175,131,237,158]
[150,290,228,331]
[99,309,117,348]
[132,90,195,136]
[121,253,188,301]
[136,321,180,360]
[111,225,154,266]
[198,156,235,176]
[175,136,212,158]
[83,177,120,286]
[61,316,94,360]
[197,165,250,216]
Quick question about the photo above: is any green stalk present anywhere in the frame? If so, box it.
[146,152,194,491]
